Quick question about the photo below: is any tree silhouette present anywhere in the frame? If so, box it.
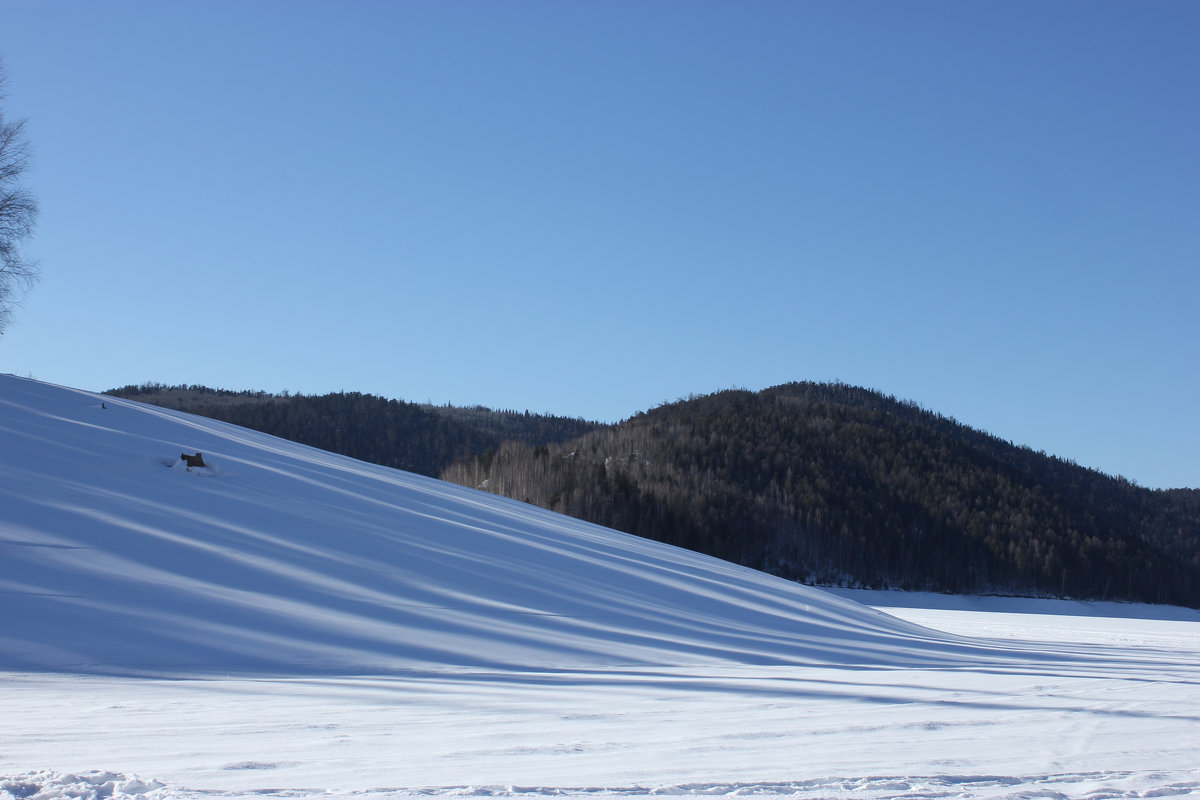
[0,57,39,334]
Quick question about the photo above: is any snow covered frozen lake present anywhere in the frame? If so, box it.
[2,376,1198,799]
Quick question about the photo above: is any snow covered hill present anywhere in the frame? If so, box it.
[3,375,1199,799]
[1,374,1000,675]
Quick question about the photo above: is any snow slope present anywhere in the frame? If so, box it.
[1,374,1015,676]
[3,375,1199,799]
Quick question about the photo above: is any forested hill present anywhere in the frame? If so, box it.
[104,383,601,478]
[441,382,1200,607]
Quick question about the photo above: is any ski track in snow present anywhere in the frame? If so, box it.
[2,376,1200,799]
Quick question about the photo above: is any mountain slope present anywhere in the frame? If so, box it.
[442,383,1200,607]
[0,375,1013,676]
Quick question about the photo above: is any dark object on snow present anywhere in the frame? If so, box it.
[181,452,206,469]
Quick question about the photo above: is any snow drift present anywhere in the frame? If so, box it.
[3,375,1012,676]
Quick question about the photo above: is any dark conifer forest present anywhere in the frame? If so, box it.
[105,383,600,478]
[108,381,1200,607]
[441,383,1200,607]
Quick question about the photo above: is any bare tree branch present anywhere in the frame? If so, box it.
[0,56,40,334]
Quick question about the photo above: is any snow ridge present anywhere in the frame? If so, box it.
[7,771,1200,800]
[0,772,166,800]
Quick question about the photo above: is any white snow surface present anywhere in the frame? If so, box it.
[2,375,1199,799]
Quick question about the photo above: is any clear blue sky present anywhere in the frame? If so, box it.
[2,1,1197,489]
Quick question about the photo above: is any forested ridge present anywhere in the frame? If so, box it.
[441,383,1200,607]
[105,383,600,478]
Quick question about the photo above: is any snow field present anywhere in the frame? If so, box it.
[4,644,1200,799]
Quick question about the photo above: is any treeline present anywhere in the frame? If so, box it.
[442,382,1200,607]
[106,383,601,478]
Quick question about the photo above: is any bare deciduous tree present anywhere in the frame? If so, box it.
[0,57,39,334]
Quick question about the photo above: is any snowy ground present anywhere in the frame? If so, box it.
[2,376,1199,799]
[5,607,1199,800]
